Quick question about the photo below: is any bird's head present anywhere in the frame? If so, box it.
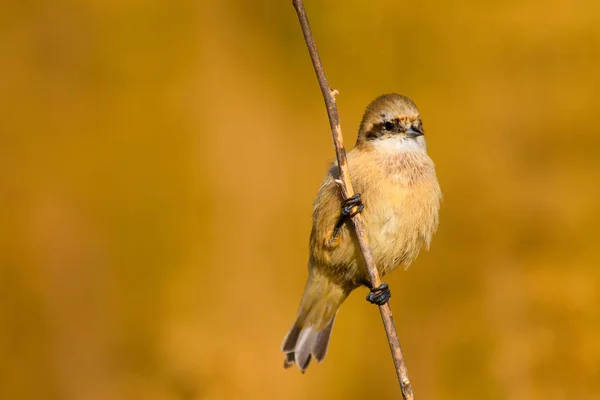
[357,93,426,152]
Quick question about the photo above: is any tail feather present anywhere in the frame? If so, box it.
[281,315,336,372]
[294,326,315,370]
[283,352,295,369]
[312,318,335,362]
[282,271,348,371]
[282,325,301,353]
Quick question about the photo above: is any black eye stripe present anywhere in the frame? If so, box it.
[365,118,423,140]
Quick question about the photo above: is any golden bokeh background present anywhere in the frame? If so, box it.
[2,0,600,399]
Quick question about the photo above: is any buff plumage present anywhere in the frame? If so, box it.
[283,94,442,371]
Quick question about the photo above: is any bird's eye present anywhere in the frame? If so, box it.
[383,121,394,131]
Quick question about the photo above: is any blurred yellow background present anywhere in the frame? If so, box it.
[2,0,600,399]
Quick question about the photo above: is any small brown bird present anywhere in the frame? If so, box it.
[282,93,442,371]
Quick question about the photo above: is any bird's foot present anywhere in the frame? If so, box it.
[366,283,391,305]
[331,194,364,244]
[341,193,364,218]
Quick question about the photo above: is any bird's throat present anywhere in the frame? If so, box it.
[370,135,426,153]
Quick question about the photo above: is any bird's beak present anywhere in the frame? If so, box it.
[405,127,424,138]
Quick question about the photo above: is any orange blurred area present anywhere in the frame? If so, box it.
[1,0,600,399]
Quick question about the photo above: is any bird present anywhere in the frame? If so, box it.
[282,93,442,371]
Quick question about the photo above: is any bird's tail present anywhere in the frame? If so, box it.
[282,270,349,371]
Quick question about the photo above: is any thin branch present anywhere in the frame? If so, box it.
[291,1,414,399]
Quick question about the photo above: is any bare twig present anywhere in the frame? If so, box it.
[292,1,414,398]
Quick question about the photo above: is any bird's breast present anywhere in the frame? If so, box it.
[351,151,441,275]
